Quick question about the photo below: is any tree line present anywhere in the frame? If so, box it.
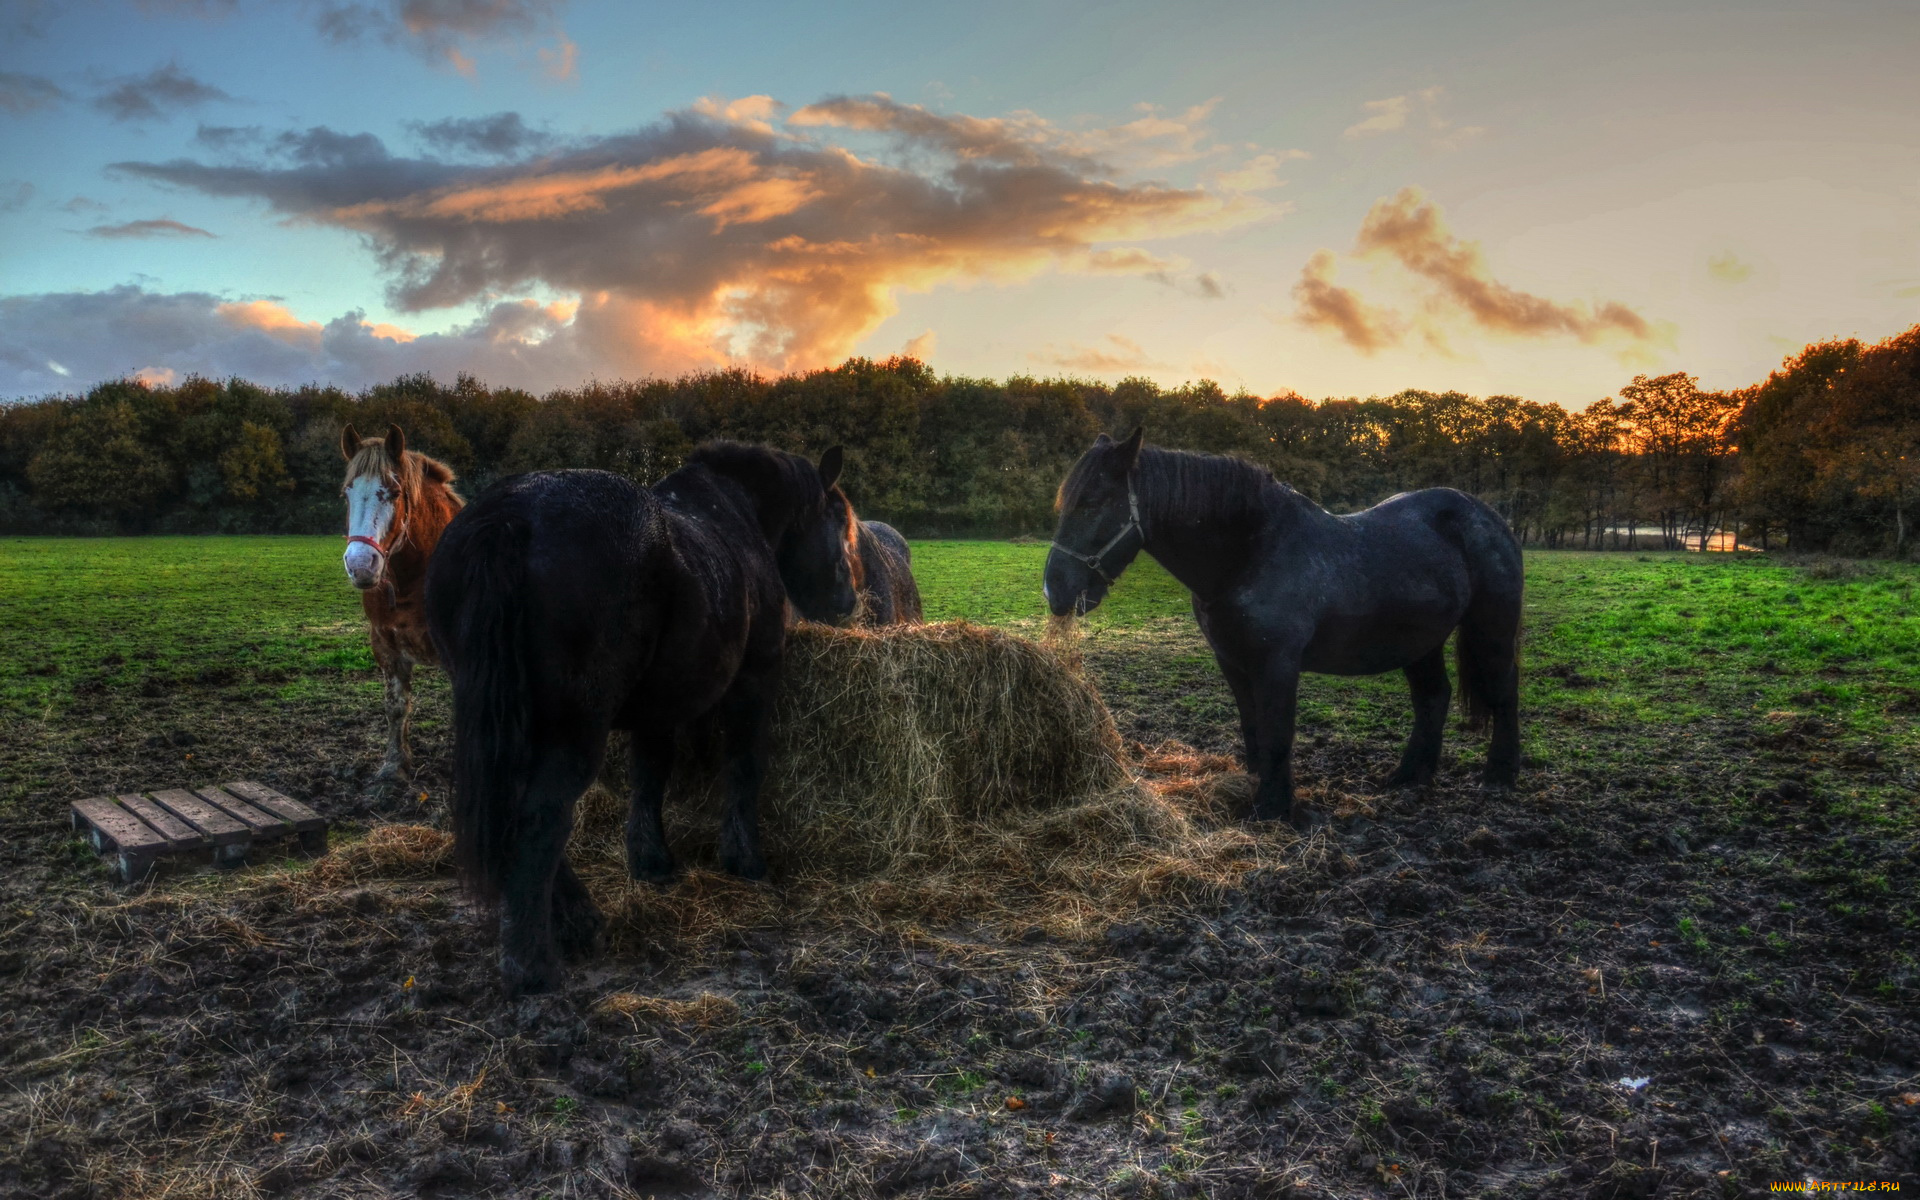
[2,322,1914,553]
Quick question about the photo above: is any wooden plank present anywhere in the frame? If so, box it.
[116,793,206,850]
[70,796,168,855]
[221,780,326,833]
[196,786,292,839]
[147,788,250,845]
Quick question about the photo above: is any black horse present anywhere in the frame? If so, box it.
[425,443,857,997]
[1044,429,1523,826]
[827,490,923,624]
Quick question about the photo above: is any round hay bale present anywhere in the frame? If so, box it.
[577,621,1146,873]
[568,621,1289,945]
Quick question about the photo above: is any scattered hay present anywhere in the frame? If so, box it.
[592,991,740,1028]
[310,824,452,887]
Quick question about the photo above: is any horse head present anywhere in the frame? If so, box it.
[340,422,414,591]
[777,445,861,625]
[1044,426,1146,616]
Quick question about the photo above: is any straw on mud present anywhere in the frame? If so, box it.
[592,991,740,1028]
[311,824,452,887]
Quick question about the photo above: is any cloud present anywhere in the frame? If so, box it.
[314,0,572,76]
[1342,87,1484,150]
[85,218,217,239]
[0,182,33,212]
[538,33,577,81]
[790,93,1232,173]
[1291,188,1658,354]
[1292,250,1402,354]
[1030,334,1161,373]
[0,71,67,115]
[60,195,109,213]
[1355,188,1650,341]
[94,64,232,122]
[131,365,177,386]
[216,299,323,347]
[194,123,264,150]
[1343,96,1410,139]
[0,284,611,396]
[109,95,1271,377]
[1,1,54,38]
[1707,251,1752,284]
[409,111,553,158]
[901,329,935,360]
[1208,150,1308,193]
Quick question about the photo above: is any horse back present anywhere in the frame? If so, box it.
[855,520,923,624]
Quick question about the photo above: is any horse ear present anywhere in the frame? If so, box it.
[385,423,406,462]
[1094,432,1113,446]
[1119,426,1144,469]
[817,445,844,490]
[340,423,360,461]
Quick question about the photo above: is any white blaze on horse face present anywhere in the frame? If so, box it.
[343,474,395,589]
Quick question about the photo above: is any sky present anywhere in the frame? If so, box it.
[1,0,1916,407]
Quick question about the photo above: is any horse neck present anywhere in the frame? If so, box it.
[664,463,782,542]
[1134,448,1295,601]
[386,474,463,592]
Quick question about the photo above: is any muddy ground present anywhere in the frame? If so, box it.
[2,641,1918,1199]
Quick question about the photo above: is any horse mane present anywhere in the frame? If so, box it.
[686,441,827,513]
[825,487,866,588]
[1059,442,1283,532]
[344,437,459,508]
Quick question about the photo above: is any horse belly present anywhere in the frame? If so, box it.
[1299,597,1464,676]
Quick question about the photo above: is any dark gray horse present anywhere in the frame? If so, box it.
[425,443,856,997]
[1044,429,1522,826]
[827,489,923,624]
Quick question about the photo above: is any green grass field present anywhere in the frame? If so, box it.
[5,536,1918,1194]
[3,536,1918,827]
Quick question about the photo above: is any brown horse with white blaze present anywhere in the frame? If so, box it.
[340,423,464,781]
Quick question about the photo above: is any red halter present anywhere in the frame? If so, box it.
[345,534,385,553]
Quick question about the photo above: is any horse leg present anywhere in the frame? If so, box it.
[1469,629,1523,793]
[497,738,601,998]
[1197,600,1262,776]
[625,729,678,886]
[375,655,414,780]
[715,675,774,882]
[1249,659,1302,827]
[551,857,605,961]
[1216,657,1262,777]
[1386,645,1450,789]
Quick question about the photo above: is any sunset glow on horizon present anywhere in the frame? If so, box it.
[2,0,1916,407]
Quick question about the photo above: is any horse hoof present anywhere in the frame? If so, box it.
[555,909,607,961]
[628,853,678,887]
[498,954,561,1001]
[720,853,768,883]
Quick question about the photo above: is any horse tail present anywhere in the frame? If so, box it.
[431,510,534,903]
[1455,628,1493,733]
[1444,491,1524,735]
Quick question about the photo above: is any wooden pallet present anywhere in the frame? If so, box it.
[71,781,328,884]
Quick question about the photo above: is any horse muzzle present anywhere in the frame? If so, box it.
[344,539,386,590]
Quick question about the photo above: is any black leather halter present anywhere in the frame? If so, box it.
[1049,479,1142,586]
